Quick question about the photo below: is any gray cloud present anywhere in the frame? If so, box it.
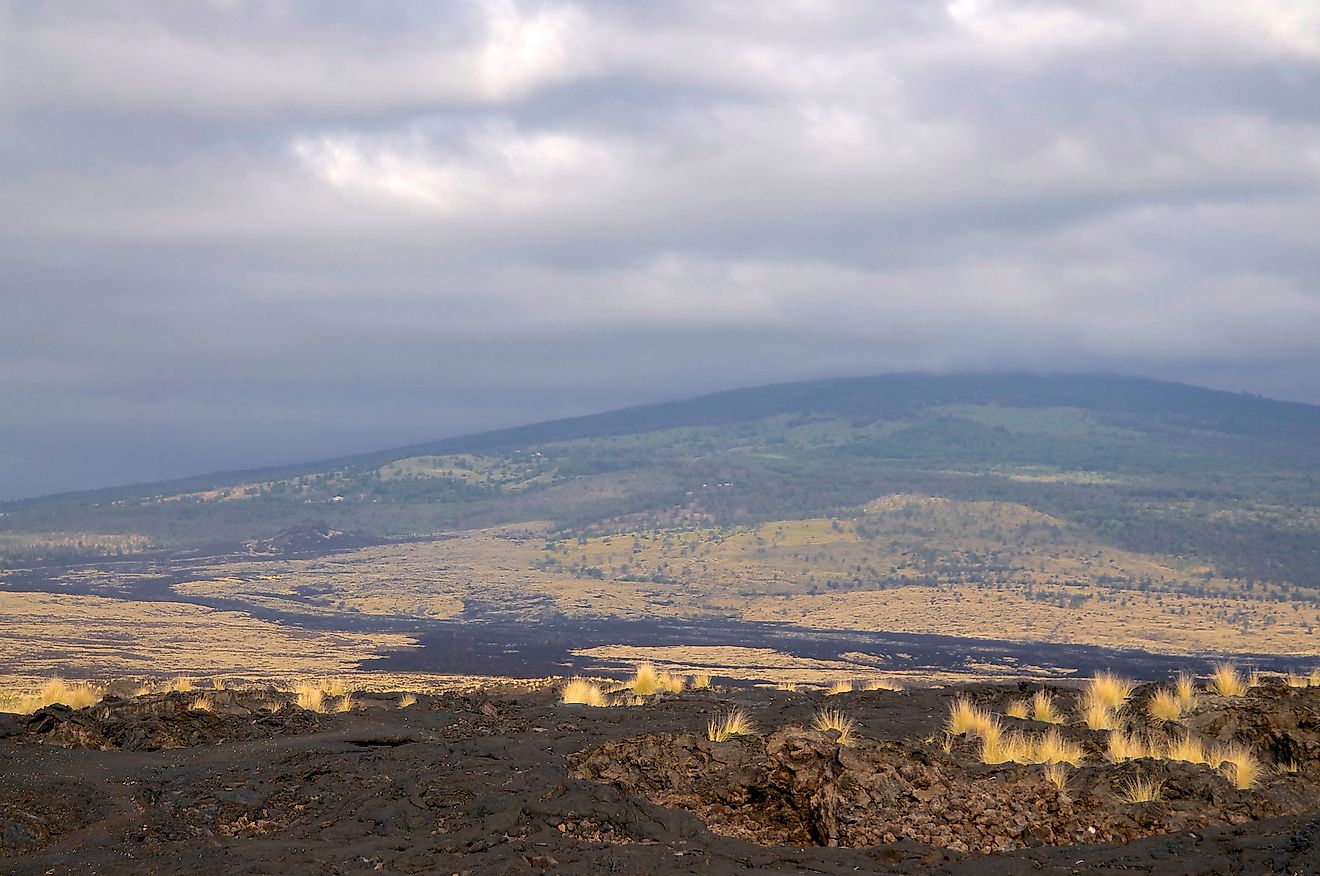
[2,0,1320,500]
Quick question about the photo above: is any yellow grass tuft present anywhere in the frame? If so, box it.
[863,678,903,692]
[1005,699,1030,720]
[1086,672,1135,710]
[1247,668,1262,689]
[707,708,756,742]
[1033,728,1086,765]
[1030,691,1064,724]
[826,680,853,696]
[170,677,195,693]
[1211,663,1247,698]
[1175,671,1198,706]
[1119,776,1164,804]
[660,671,687,694]
[1044,762,1069,793]
[947,698,997,736]
[631,664,661,697]
[16,679,103,713]
[333,695,356,713]
[398,693,418,709]
[561,678,607,707]
[692,674,712,690]
[1107,730,1157,763]
[295,682,326,713]
[191,696,214,712]
[1214,743,1262,789]
[1148,688,1185,722]
[812,708,856,746]
[1078,692,1119,731]
[1166,733,1209,764]
[979,721,1022,764]
[1310,667,1320,688]
[776,682,799,692]
[1285,672,1310,689]
[321,677,349,697]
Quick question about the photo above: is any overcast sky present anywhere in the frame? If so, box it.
[3,1,1319,500]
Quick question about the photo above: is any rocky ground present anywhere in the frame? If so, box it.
[2,680,1319,874]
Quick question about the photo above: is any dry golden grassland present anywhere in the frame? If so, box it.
[545,494,1320,656]
[0,591,415,681]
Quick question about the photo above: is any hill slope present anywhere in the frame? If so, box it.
[3,373,1319,592]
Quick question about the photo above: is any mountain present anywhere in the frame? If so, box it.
[3,372,1319,593]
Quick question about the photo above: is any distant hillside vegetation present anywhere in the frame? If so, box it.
[3,373,1318,592]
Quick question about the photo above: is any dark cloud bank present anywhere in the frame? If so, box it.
[3,1,1319,500]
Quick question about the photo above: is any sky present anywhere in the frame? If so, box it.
[3,1,1320,501]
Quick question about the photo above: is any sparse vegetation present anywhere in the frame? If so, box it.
[707,708,756,742]
[826,680,853,696]
[398,693,418,709]
[1119,776,1164,804]
[948,698,997,737]
[1175,672,1198,706]
[812,708,856,745]
[561,678,607,707]
[1166,733,1209,765]
[1030,691,1064,724]
[1044,762,1069,793]
[1078,692,1119,731]
[863,678,902,692]
[1107,731,1157,763]
[1005,699,1030,719]
[1086,672,1135,711]
[692,674,712,690]
[1215,744,1262,789]
[1147,688,1185,722]
[1211,663,1248,698]
[5,679,104,714]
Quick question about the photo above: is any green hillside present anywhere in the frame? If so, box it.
[4,373,1319,593]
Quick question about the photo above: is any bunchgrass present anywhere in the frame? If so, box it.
[1215,743,1262,789]
[295,682,326,713]
[1107,730,1157,762]
[631,664,661,696]
[1211,663,1248,697]
[1086,672,1135,710]
[1078,692,1119,731]
[1005,699,1030,720]
[561,678,607,707]
[1148,688,1185,722]
[692,674,712,690]
[707,709,756,742]
[1119,776,1164,804]
[1044,762,1069,793]
[826,680,853,696]
[863,678,903,692]
[1033,728,1086,765]
[1030,691,1064,724]
[1166,733,1209,764]
[15,679,103,713]
[191,695,214,712]
[811,708,856,746]
[947,698,997,736]
[398,693,418,709]
[1175,672,1198,706]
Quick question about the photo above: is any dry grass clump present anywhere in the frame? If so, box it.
[294,682,326,713]
[1086,672,1136,710]
[947,698,997,736]
[1215,743,1263,789]
[1285,672,1311,689]
[631,663,660,696]
[11,679,104,713]
[561,678,607,707]
[812,708,856,746]
[826,680,854,696]
[398,693,418,709]
[1107,730,1159,763]
[170,677,195,693]
[1147,688,1185,722]
[321,677,350,697]
[1175,672,1198,706]
[1211,663,1248,698]
[707,709,756,743]
[333,695,356,713]
[981,726,1084,766]
[1166,733,1209,764]
[1005,699,1030,720]
[1043,762,1069,793]
[191,695,214,712]
[692,674,712,690]
[1311,667,1320,688]
[1078,692,1119,731]
[1030,691,1064,724]
[775,682,800,692]
[1032,728,1086,765]
[1119,776,1164,804]
[863,677,903,692]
